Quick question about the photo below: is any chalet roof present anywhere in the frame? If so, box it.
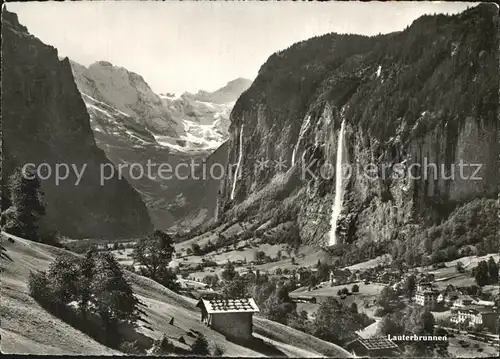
[196,297,259,314]
[359,338,399,351]
[347,337,399,351]
[417,289,440,295]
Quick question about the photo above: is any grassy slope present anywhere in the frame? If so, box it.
[0,232,351,357]
[183,244,323,282]
[0,233,120,355]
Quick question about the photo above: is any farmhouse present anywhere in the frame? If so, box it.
[329,268,351,285]
[439,291,462,306]
[196,297,260,342]
[452,295,474,308]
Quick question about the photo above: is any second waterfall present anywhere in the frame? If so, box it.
[329,119,347,246]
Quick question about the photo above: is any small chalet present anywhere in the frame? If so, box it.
[452,295,474,308]
[196,297,260,342]
[329,268,351,285]
[346,336,400,357]
[438,291,460,306]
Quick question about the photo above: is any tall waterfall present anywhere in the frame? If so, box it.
[291,115,311,166]
[230,125,244,200]
[329,119,347,246]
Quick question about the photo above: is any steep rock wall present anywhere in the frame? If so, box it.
[2,11,153,239]
[215,5,499,249]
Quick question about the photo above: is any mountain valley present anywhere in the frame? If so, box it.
[1,3,499,358]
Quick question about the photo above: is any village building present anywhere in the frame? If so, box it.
[452,295,474,308]
[416,280,435,292]
[196,297,259,342]
[450,305,498,332]
[438,291,462,306]
[346,336,400,357]
[414,289,440,310]
[329,268,351,285]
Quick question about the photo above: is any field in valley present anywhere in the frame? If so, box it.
[0,232,352,357]
[291,281,387,319]
[38,224,499,358]
[418,254,500,294]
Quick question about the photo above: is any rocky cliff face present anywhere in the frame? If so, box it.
[187,78,252,104]
[69,61,249,230]
[1,11,153,239]
[70,60,183,138]
[215,5,499,255]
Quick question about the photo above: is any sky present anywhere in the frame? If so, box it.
[6,1,477,94]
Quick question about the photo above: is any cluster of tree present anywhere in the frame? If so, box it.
[152,332,213,356]
[132,230,179,292]
[253,250,282,264]
[375,276,417,316]
[376,286,404,315]
[187,243,203,256]
[1,167,60,246]
[151,331,223,356]
[173,217,228,244]
[314,297,373,344]
[185,233,241,257]
[260,222,302,249]
[337,287,350,296]
[185,259,218,273]
[217,261,298,324]
[259,284,297,324]
[274,266,296,276]
[221,260,238,282]
[288,297,373,346]
[472,257,499,287]
[202,274,219,288]
[332,241,388,267]
[455,261,466,273]
[28,250,140,349]
[389,199,499,268]
[377,305,448,357]
[288,264,332,290]
[111,242,134,251]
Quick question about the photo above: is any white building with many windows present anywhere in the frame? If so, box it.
[414,289,440,309]
[450,305,498,332]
